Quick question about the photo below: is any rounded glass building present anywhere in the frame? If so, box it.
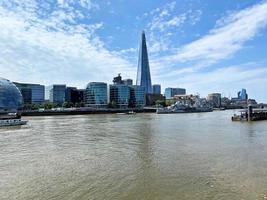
[0,78,23,111]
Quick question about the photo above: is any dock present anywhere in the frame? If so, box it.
[232,106,267,121]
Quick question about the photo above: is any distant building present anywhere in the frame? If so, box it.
[0,78,23,111]
[109,84,130,108]
[14,82,45,104]
[129,85,145,108]
[238,89,248,100]
[49,84,66,105]
[207,93,221,108]
[165,88,186,99]
[145,93,165,106]
[113,74,133,86]
[136,31,152,93]
[85,82,107,107]
[65,87,85,104]
[122,79,133,86]
[152,84,161,94]
[113,74,124,85]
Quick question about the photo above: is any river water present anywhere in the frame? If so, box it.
[1,110,267,200]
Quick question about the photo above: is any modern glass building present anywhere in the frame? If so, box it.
[85,82,107,107]
[165,88,186,99]
[129,85,145,108]
[49,84,66,105]
[238,89,248,100]
[136,31,152,94]
[65,87,85,104]
[110,85,130,108]
[14,82,45,104]
[152,84,161,94]
[0,78,23,111]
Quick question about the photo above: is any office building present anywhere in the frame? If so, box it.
[136,31,152,93]
[165,88,186,99]
[122,79,133,86]
[238,89,248,100]
[207,93,222,108]
[152,84,161,94]
[14,82,45,104]
[109,84,130,108]
[65,87,85,104]
[85,82,107,107]
[0,78,23,111]
[129,85,145,108]
[49,84,66,105]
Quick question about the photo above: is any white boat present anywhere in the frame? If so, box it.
[0,118,28,126]
[0,112,28,127]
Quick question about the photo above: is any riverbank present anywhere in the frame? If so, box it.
[21,107,157,116]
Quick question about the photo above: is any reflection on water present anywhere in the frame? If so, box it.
[1,111,267,200]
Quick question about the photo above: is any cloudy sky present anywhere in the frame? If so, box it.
[0,0,267,102]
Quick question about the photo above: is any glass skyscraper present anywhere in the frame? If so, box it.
[136,31,152,94]
[238,89,248,100]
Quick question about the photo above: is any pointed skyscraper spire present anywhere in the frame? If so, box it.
[136,31,152,93]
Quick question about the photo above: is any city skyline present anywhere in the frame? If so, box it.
[0,0,267,102]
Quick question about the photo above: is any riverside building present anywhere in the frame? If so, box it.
[13,82,45,104]
[0,78,23,112]
[129,85,145,108]
[109,84,130,108]
[49,84,66,105]
[165,88,186,99]
[85,82,107,107]
[207,93,222,108]
[65,87,85,104]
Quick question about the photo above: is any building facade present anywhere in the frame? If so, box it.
[207,93,222,108]
[49,84,66,105]
[85,82,107,107]
[152,84,161,94]
[136,31,152,93]
[109,85,130,108]
[238,89,248,100]
[165,88,186,99]
[0,78,23,111]
[129,85,145,108]
[122,79,133,86]
[14,82,45,104]
[65,87,85,104]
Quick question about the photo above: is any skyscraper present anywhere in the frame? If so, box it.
[136,31,152,94]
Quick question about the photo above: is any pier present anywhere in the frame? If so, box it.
[232,106,267,121]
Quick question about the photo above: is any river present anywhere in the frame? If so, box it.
[1,110,267,200]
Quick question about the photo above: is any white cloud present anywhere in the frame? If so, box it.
[166,1,267,64]
[0,0,135,88]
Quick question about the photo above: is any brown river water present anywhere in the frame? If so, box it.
[1,110,267,200]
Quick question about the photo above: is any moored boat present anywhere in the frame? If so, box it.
[0,112,28,127]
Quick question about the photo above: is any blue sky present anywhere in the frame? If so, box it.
[0,0,267,102]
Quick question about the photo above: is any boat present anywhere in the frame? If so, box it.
[0,112,28,127]
[117,110,136,115]
[157,102,212,114]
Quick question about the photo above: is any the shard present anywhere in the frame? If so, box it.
[136,31,152,93]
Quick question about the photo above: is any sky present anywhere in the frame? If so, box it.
[0,0,267,102]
